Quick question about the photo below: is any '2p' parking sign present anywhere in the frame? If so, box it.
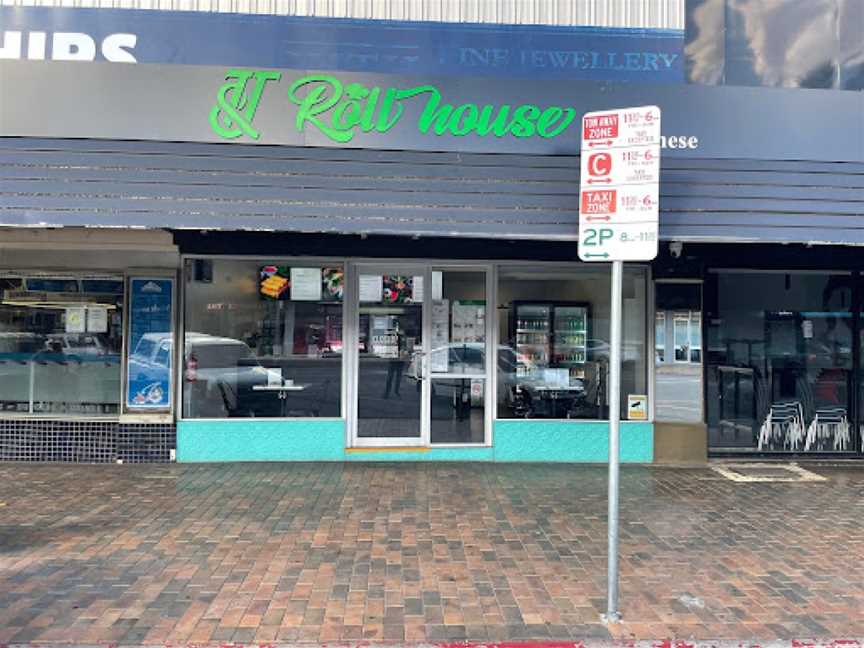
[578,106,661,262]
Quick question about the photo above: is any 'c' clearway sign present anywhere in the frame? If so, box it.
[578,106,661,262]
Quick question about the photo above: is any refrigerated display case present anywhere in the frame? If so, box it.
[512,301,589,386]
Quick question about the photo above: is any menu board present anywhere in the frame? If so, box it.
[126,277,173,410]
[290,267,323,301]
[359,274,383,302]
[260,265,344,301]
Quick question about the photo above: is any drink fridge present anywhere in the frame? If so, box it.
[512,301,589,385]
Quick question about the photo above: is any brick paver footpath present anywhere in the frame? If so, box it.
[0,462,863,644]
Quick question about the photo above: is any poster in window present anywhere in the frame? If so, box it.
[290,267,323,301]
[65,307,86,333]
[87,307,108,333]
[412,275,424,302]
[371,316,398,358]
[322,267,344,302]
[430,299,449,372]
[382,275,413,304]
[126,277,173,410]
[259,265,290,300]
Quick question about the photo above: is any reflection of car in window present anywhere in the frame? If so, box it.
[128,332,283,416]
[0,332,45,356]
[47,333,108,356]
[404,344,520,408]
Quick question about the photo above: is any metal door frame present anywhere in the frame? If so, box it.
[346,261,493,448]
[347,262,429,447]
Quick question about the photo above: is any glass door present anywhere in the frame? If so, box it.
[347,264,492,448]
[351,265,426,446]
[428,268,490,444]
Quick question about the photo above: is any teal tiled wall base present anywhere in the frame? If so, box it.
[176,419,653,462]
[176,419,345,462]
[493,420,653,462]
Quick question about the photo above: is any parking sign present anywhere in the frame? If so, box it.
[578,106,661,262]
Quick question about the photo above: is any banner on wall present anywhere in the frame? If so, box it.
[125,277,174,410]
[0,6,684,83]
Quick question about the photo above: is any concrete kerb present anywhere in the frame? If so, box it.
[2,641,863,648]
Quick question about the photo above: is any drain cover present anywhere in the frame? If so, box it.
[711,462,827,483]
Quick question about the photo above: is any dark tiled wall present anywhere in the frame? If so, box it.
[0,420,175,463]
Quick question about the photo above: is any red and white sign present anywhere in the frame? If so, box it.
[583,107,661,148]
[578,105,661,262]
[580,146,660,186]
[580,186,659,224]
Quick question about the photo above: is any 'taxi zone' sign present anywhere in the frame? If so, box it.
[209,68,700,148]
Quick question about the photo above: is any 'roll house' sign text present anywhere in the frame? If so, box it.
[209,69,578,142]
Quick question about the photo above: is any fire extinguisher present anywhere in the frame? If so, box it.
[185,354,198,382]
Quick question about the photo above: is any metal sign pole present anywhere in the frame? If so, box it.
[605,259,624,622]
[578,104,660,623]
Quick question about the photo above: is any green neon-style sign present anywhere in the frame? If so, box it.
[210,70,577,143]
[210,69,281,140]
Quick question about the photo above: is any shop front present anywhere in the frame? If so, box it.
[0,59,862,463]
[176,255,651,462]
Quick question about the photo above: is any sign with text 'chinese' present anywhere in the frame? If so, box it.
[578,106,661,262]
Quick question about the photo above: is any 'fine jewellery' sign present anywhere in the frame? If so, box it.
[210,69,578,143]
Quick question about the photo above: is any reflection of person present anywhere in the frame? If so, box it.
[811,278,852,406]
[383,325,406,399]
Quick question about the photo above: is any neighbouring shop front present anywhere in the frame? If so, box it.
[0,59,862,463]
[654,244,864,457]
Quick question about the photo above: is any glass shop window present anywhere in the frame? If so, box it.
[655,282,703,423]
[183,260,343,418]
[496,266,648,420]
[705,271,854,453]
[429,269,488,445]
[0,273,124,416]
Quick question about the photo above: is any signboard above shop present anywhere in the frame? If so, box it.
[0,6,684,83]
[1,60,861,162]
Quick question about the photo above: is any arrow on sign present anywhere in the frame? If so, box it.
[586,215,611,222]
[587,178,612,184]
[588,140,614,147]
[582,252,610,259]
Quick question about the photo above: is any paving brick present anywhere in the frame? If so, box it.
[1,462,862,642]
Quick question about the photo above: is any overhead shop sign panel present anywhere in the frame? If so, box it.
[1,60,862,162]
[0,6,684,83]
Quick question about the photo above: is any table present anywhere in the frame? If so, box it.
[252,383,306,417]
[524,385,585,418]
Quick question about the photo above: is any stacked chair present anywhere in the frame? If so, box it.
[756,370,850,452]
